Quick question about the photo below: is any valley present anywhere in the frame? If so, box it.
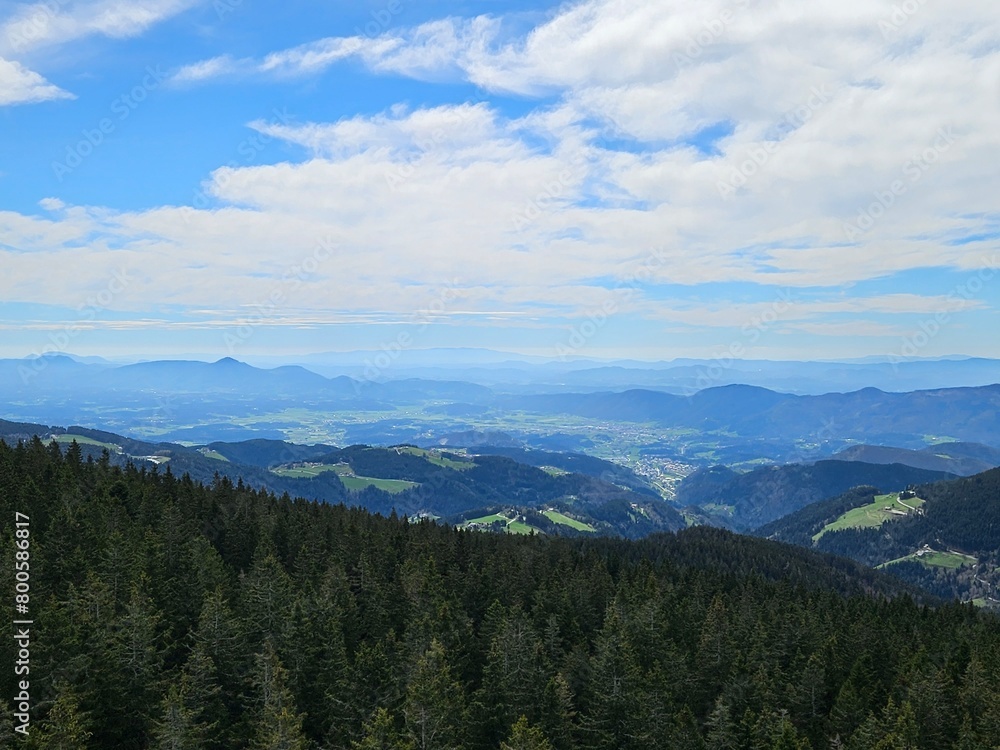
[4,352,999,613]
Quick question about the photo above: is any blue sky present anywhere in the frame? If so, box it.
[1,0,998,363]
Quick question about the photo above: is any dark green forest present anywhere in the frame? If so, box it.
[2,438,1000,749]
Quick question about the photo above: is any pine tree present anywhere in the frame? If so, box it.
[501,715,555,750]
[403,639,465,750]
[152,683,206,750]
[352,708,415,750]
[151,642,226,749]
[478,605,545,741]
[23,682,92,750]
[539,673,578,750]
[705,697,742,750]
[581,605,643,750]
[249,641,308,750]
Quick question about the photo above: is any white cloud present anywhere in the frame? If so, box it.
[0,57,71,104]
[3,0,1000,356]
[249,102,504,159]
[170,55,242,85]
[169,35,404,85]
[37,197,65,211]
[0,0,198,55]
[1,0,198,106]
[260,35,400,75]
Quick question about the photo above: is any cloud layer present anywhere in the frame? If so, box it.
[4,0,1000,358]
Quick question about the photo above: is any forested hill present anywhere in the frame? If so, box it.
[756,469,1000,606]
[3,438,1000,749]
[0,420,685,539]
[676,460,956,530]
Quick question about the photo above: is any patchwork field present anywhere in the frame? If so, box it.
[879,548,978,570]
[271,462,419,493]
[52,433,120,451]
[460,508,597,535]
[813,492,924,541]
[542,509,596,532]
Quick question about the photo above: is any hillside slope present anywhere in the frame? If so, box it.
[676,460,956,530]
[757,468,1000,606]
[829,442,1000,476]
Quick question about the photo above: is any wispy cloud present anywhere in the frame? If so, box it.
[0,57,72,104]
[170,35,404,85]
[0,0,198,107]
[169,54,241,85]
[0,0,199,54]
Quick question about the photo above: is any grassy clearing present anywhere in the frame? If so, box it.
[52,434,120,451]
[461,513,542,535]
[271,465,340,479]
[542,509,596,532]
[919,551,976,569]
[395,446,475,470]
[199,449,230,461]
[339,476,418,493]
[540,466,571,476]
[271,463,417,493]
[505,521,538,535]
[879,548,978,570]
[814,493,924,541]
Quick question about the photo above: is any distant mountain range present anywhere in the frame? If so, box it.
[502,383,1000,447]
[8,351,1000,394]
[4,356,1000,451]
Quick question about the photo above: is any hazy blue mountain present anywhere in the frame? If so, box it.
[239,352,1000,393]
[106,357,339,394]
[504,384,1000,446]
[829,442,1000,476]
